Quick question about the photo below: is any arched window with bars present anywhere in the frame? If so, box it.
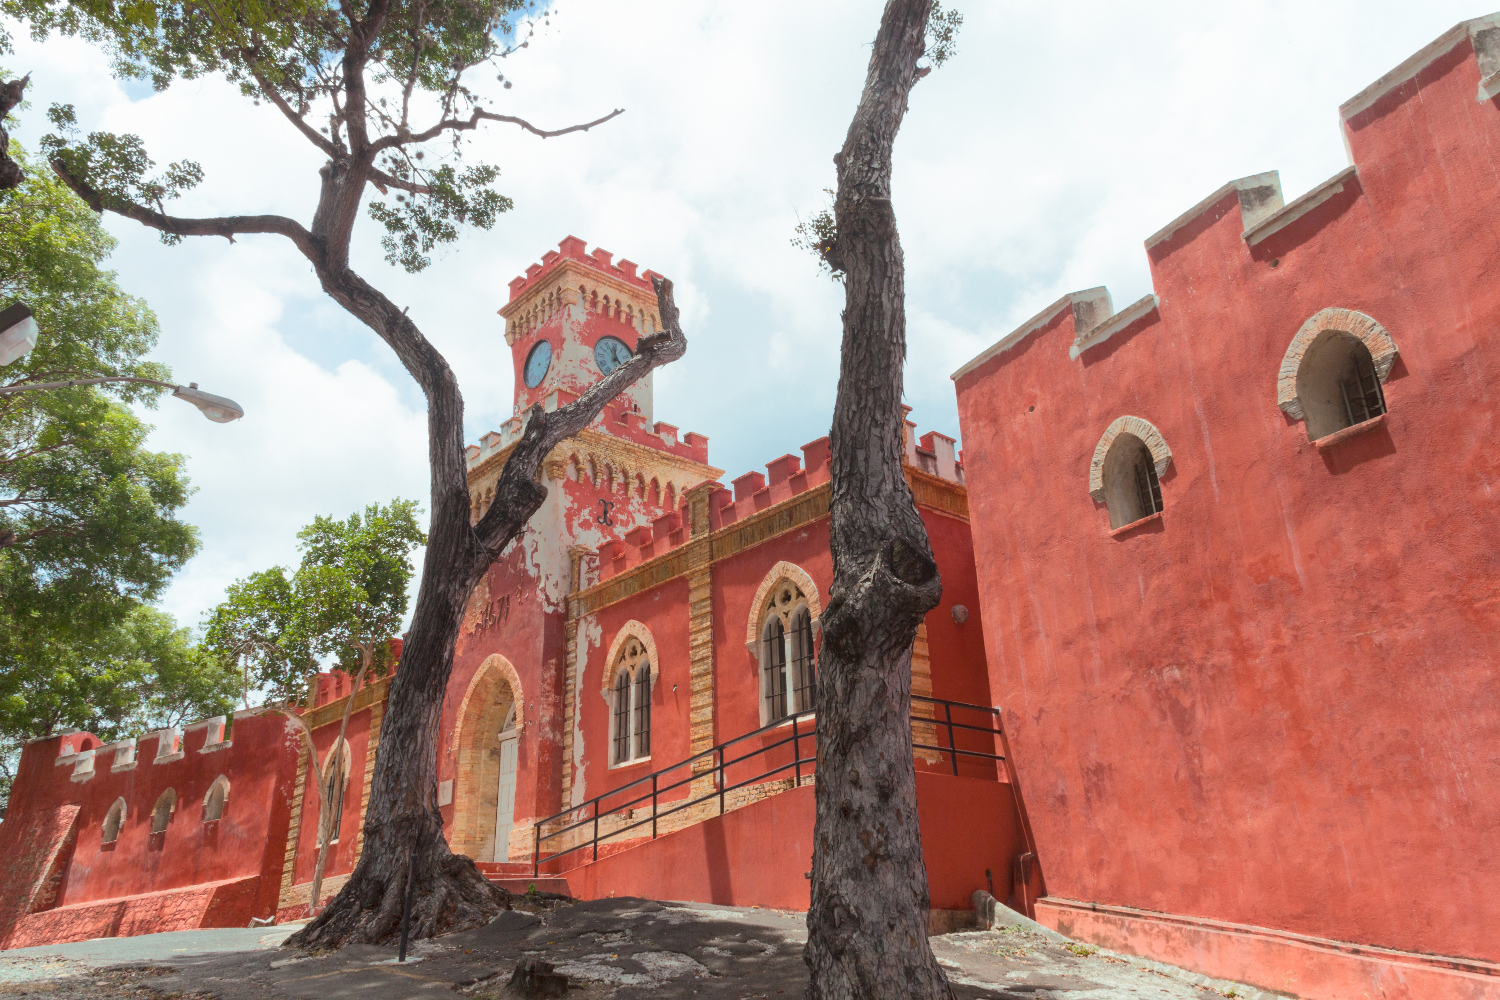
[759,579,818,725]
[608,636,652,766]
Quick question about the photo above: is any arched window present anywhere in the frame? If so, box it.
[102,797,127,844]
[1102,434,1163,529]
[760,580,818,724]
[608,637,652,766]
[150,788,176,834]
[318,740,351,846]
[1295,332,1386,440]
[203,775,230,822]
[1277,308,1399,442]
[1088,416,1173,531]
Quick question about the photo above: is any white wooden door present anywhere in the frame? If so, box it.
[494,735,519,862]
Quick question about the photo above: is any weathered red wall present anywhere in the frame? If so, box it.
[565,773,1025,913]
[954,23,1500,974]
[286,707,375,887]
[0,712,298,947]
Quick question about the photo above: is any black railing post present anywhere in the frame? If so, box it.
[793,715,801,785]
[592,800,600,863]
[652,773,659,839]
[532,822,540,878]
[946,702,958,775]
[718,749,726,816]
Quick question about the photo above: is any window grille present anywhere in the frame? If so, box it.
[613,670,632,764]
[1133,451,1163,520]
[764,618,788,721]
[323,757,344,843]
[634,662,651,759]
[790,607,817,712]
[1338,347,1386,427]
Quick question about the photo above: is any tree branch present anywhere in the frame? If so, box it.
[49,160,317,255]
[248,63,339,156]
[370,106,625,154]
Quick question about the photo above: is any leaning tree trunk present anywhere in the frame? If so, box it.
[804,2,950,999]
[286,272,687,948]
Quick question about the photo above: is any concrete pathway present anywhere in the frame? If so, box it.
[0,901,1277,999]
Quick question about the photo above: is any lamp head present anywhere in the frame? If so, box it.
[173,382,244,423]
[0,303,39,366]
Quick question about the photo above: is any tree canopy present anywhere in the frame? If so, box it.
[203,499,425,707]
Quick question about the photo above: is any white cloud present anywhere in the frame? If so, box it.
[3,0,1485,630]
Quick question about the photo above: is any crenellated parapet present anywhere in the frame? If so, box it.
[952,13,1500,383]
[49,716,235,786]
[499,235,666,347]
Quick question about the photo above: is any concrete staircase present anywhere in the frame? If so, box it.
[474,862,570,898]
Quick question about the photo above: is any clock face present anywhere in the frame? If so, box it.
[594,336,633,376]
[523,340,552,388]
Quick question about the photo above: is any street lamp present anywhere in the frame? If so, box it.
[0,300,242,422]
[0,377,245,422]
[0,302,38,366]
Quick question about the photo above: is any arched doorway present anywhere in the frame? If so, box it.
[451,654,523,862]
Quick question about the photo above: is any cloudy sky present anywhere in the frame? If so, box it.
[3,0,1486,633]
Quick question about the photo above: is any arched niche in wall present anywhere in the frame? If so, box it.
[150,788,177,835]
[1089,416,1173,530]
[450,653,523,863]
[101,797,127,845]
[1277,307,1398,442]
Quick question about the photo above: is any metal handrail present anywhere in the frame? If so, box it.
[531,695,1004,877]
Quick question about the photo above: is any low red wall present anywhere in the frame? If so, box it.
[1036,898,1500,1000]
[6,876,263,949]
[565,772,1026,913]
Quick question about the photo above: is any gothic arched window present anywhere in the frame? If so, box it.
[609,637,652,766]
[1102,433,1163,529]
[318,740,351,846]
[760,580,818,724]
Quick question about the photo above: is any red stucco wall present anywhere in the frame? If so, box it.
[0,713,298,947]
[954,27,1500,969]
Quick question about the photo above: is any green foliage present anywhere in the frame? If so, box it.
[790,188,839,281]
[5,0,544,269]
[926,2,963,69]
[42,103,203,242]
[0,141,214,805]
[203,500,426,705]
[367,163,512,272]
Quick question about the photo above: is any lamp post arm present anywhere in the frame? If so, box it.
[0,376,178,395]
[0,376,244,422]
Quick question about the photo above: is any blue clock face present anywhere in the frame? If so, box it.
[594,336,633,376]
[523,340,552,388]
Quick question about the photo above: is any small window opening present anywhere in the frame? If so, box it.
[102,797,127,844]
[203,775,229,822]
[1296,331,1387,440]
[612,670,631,764]
[150,788,176,834]
[319,742,349,846]
[764,618,788,721]
[1103,434,1163,529]
[789,607,817,712]
[634,663,652,759]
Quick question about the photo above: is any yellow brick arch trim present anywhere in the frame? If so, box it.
[746,561,823,646]
[1088,416,1172,502]
[454,653,524,742]
[600,621,659,704]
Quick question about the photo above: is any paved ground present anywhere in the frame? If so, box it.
[0,900,1276,999]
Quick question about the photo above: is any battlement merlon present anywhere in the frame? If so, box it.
[499,236,667,347]
[952,14,1500,382]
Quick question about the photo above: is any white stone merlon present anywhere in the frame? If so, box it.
[1243,167,1359,247]
[950,288,1112,381]
[1145,172,1284,251]
[1070,294,1160,360]
[1340,13,1500,120]
[98,738,139,772]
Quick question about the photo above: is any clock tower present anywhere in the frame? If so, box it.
[499,234,666,424]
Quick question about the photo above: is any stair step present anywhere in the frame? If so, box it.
[475,862,535,875]
[487,876,571,897]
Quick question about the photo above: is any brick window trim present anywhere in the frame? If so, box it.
[1088,416,1173,502]
[744,561,822,647]
[600,620,659,704]
[1277,307,1399,420]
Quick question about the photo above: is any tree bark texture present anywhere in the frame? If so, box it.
[804,2,950,999]
[49,3,682,939]
[0,76,28,190]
